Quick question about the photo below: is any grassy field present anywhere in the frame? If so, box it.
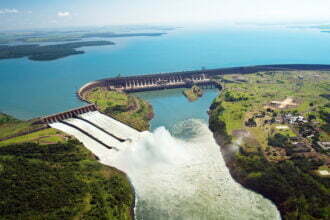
[209,70,330,220]
[215,71,330,145]
[85,87,153,131]
[0,113,45,140]
[0,114,134,220]
[0,128,67,147]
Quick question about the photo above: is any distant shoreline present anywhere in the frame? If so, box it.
[0,31,167,44]
[0,41,115,61]
[0,31,167,61]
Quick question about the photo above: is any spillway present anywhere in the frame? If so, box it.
[51,113,280,220]
[65,118,122,146]
[50,120,119,158]
[80,111,140,140]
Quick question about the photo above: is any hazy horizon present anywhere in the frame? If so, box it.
[1,0,330,30]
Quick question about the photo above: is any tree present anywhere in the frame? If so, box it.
[268,133,288,148]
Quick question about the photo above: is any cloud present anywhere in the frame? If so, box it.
[0,8,19,14]
[57,11,70,17]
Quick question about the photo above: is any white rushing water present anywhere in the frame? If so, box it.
[51,113,280,220]
[80,111,140,140]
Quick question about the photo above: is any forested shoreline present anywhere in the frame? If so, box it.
[0,41,114,61]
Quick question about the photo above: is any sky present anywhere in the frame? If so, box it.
[1,0,330,30]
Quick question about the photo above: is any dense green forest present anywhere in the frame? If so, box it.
[0,41,114,61]
[0,114,134,219]
[234,151,330,219]
[0,141,133,219]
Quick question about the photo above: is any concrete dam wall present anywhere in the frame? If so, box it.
[77,64,330,100]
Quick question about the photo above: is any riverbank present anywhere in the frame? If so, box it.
[0,113,135,219]
[209,70,330,219]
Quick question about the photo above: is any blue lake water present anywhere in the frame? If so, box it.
[1,26,330,125]
[136,88,219,129]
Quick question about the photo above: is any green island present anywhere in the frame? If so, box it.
[22,36,82,43]
[0,30,167,61]
[209,70,330,219]
[14,32,164,43]
[0,41,114,61]
[0,31,166,44]
[82,32,165,39]
[83,87,154,131]
[182,85,203,101]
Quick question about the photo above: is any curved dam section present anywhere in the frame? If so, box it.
[77,64,330,100]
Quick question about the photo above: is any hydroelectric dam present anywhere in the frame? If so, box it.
[38,64,330,154]
[77,64,330,99]
[19,64,328,219]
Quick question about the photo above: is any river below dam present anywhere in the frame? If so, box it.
[125,120,280,220]
[51,89,281,219]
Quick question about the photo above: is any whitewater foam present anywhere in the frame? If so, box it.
[51,115,280,220]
